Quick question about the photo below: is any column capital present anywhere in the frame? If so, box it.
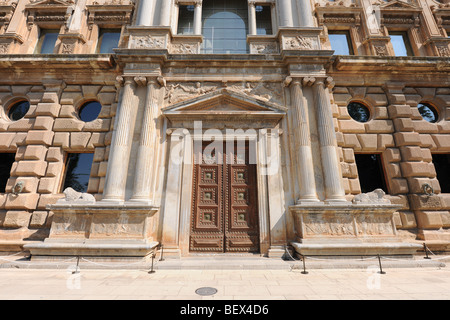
[302,77,316,87]
[194,0,202,7]
[248,0,256,7]
[134,76,147,87]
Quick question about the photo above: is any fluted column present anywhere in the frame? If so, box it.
[136,0,155,26]
[290,79,319,203]
[193,0,202,35]
[130,77,160,203]
[103,76,137,202]
[297,0,315,27]
[160,0,172,26]
[278,0,293,27]
[248,1,257,35]
[313,78,347,202]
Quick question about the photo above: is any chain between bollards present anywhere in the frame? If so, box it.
[423,243,431,259]
[72,256,80,274]
[159,244,165,262]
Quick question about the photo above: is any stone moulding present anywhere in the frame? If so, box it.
[24,201,159,258]
[289,202,422,256]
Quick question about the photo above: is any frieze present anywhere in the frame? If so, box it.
[283,36,318,50]
[250,42,278,54]
[130,35,165,49]
[164,82,218,105]
[170,42,199,54]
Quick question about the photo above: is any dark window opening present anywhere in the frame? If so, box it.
[8,100,30,121]
[97,29,121,53]
[35,29,59,54]
[255,5,272,35]
[389,31,413,57]
[432,154,450,193]
[63,153,94,193]
[0,153,15,193]
[418,103,439,123]
[178,5,195,35]
[328,30,354,55]
[347,102,370,123]
[355,154,388,194]
[79,101,102,122]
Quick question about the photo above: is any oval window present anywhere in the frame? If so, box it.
[79,101,102,122]
[347,102,370,123]
[8,100,30,121]
[417,103,438,123]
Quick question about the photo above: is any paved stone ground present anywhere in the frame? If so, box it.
[0,255,449,300]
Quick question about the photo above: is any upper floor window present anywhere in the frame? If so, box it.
[63,153,94,193]
[97,29,121,53]
[328,30,353,55]
[255,5,272,35]
[0,153,15,193]
[35,29,59,54]
[201,0,249,54]
[389,31,413,57]
[178,5,195,35]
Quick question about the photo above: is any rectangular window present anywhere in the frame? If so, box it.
[432,154,450,193]
[177,5,195,35]
[354,154,388,193]
[389,31,413,57]
[255,5,272,35]
[328,30,354,55]
[62,153,94,193]
[0,153,15,193]
[35,29,59,54]
[97,29,121,53]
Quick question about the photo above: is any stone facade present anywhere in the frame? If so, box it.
[0,0,448,259]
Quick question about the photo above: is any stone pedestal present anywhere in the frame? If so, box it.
[290,190,422,256]
[25,190,159,260]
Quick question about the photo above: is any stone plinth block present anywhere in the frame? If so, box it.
[25,199,159,258]
[289,192,421,256]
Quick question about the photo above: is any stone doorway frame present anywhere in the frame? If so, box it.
[159,89,287,257]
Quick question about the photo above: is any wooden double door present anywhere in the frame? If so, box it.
[190,141,259,253]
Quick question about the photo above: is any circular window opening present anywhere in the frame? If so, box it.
[8,100,30,121]
[347,102,370,123]
[418,103,439,123]
[79,101,102,122]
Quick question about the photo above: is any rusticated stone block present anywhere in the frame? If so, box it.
[0,210,5,226]
[357,134,377,151]
[413,120,439,133]
[432,134,450,151]
[407,177,440,194]
[46,147,63,162]
[87,177,100,193]
[0,194,6,209]
[41,92,59,103]
[83,119,111,132]
[421,148,432,162]
[385,163,402,178]
[373,106,389,119]
[338,120,365,133]
[348,178,361,194]
[394,132,421,146]
[97,92,116,105]
[88,132,106,148]
[46,162,63,178]
[33,116,54,131]
[23,145,48,160]
[37,194,64,210]
[14,160,47,177]
[25,130,54,146]
[29,211,49,228]
[438,122,450,133]
[5,177,39,193]
[53,132,70,148]
[383,148,401,162]
[439,211,450,228]
[342,148,354,163]
[399,211,417,229]
[10,133,27,148]
[378,134,395,150]
[419,134,437,149]
[38,177,58,194]
[400,146,423,161]
[408,194,443,210]
[389,178,409,194]
[35,102,60,117]
[387,105,411,118]
[98,161,108,177]
[70,132,91,150]
[5,193,39,210]
[400,161,435,178]
[3,211,32,228]
[393,118,414,132]
[8,118,34,131]
[416,210,443,229]
[53,118,84,132]
[365,120,394,133]
[0,133,15,150]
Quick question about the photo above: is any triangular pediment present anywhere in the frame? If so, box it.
[163,88,286,113]
[26,0,73,8]
[379,0,419,10]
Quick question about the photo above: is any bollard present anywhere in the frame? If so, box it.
[159,244,165,262]
[72,256,80,274]
[148,253,156,274]
[377,254,386,274]
[423,243,431,259]
[301,255,308,274]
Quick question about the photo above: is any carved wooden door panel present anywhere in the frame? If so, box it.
[190,141,259,253]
